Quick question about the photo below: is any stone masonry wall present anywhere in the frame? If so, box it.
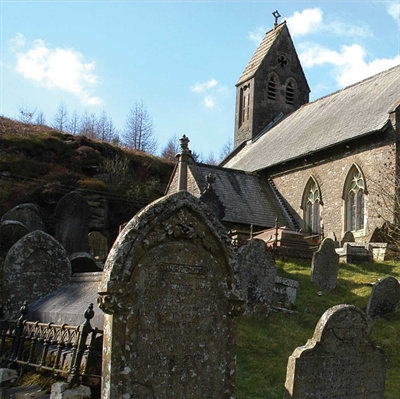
[268,132,397,242]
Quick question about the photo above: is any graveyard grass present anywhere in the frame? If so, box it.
[236,259,400,399]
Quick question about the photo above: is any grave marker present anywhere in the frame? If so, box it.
[98,191,241,399]
[1,203,44,232]
[367,276,400,319]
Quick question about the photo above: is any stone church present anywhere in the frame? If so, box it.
[167,19,400,246]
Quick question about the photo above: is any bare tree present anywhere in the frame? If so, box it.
[204,151,218,166]
[18,104,36,124]
[161,134,180,162]
[52,102,68,132]
[67,110,80,135]
[123,101,157,154]
[35,111,46,126]
[219,136,233,161]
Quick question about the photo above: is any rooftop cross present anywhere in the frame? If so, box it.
[272,10,281,27]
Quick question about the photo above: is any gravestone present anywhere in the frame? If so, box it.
[3,230,71,317]
[284,304,386,398]
[1,203,44,232]
[88,231,109,262]
[341,242,373,264]
[237,238,276,315]
[98,191,241,399]
[341,230,355,246]
[54,192,91,255]
[367,276,400,319]
[0,220,29,258]
[311,238,339,291]
[272,276,299,308]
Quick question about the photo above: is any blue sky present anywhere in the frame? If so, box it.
[1,1,399,159]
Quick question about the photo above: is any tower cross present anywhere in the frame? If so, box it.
[272,10,281,27]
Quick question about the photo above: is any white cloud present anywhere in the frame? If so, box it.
[191,78,218,93]
[203,96,216,109]
[10,33,26,50]
[286,8,323,37]
[299,42,400,87]
[12,34,102,105]
[248,26,265,45]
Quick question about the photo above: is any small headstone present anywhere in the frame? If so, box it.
[237,238,276,315]
[88,231,109,262]
[69,252,101,274]
[341,230,355,246]
[311,238,339,291]
[272,276,299,308]
[54,192,91,255]
[1,203,44,232]
[98,191,241,399]
[367,276,400,319]
[0,220,29,258]
[341,242,373,264]
[3,230,71,317]
[284,304,386,398]
[0,368,18,384]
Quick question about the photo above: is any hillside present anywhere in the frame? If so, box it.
[0,116,175,242]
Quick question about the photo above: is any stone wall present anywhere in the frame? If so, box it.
[268,131,397,242]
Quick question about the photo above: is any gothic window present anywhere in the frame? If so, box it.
[344,165,365,232]
[302,177,321,234]
[239,85,250,127]
[285,79,296,105]
[267,75,277,100]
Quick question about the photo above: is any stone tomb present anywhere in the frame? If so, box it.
[311,238,339,291]
[237,238,276,315]
[284,304,386,398]
[367,276,400,319]
[3,230,71,317]
[98,191,241,399]
[54,192,91,255]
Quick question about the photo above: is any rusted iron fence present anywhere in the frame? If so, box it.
[0,302,102,385]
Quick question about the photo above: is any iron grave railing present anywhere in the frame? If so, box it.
[0,302,103,385]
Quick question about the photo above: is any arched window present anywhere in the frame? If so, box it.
[239,84,250,127]
[344,165,365,232]
[267,75,277,100]
[302,177,321,234]
[285,78,297,105]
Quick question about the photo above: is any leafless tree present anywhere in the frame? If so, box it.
[204,151,218,166]
[219,136,233,161]
[123,101,157,154]
[160,134,180,162]
[67,110,80,135]
[52,102,68,132]
[35,111,46,126]
[18,104,36,124]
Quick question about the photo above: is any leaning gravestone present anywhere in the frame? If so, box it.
[237,238,276,315]
[367,276,400,319]
[1,203,44,232]
[284,304,386,398]
[3,230,71,317]
[98,191,241,399]
[54,192,91,255]
[311,238,339,291]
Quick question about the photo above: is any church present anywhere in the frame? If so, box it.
[166,17,400,247]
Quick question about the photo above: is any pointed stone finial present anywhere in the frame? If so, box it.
[179,134,190,152]
[272,10,281,28]
[177,135,192,191]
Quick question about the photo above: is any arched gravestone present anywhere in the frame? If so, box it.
[3,230,71,317]
[237,238,277,315]
[284,305,386,398]
[0,220,29,258]
[54,192,91,255]
[1,203,44,232]
[98,191,241,399]
[367,276,400,319]
[311,238,339,291]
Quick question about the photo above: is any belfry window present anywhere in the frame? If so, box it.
[267,76,277,100]
[302,178,321,234]
[286,81,294,104]
[344,166,365,232]
[239,85,250,127]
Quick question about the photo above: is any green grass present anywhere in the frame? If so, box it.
[236,259,400,398]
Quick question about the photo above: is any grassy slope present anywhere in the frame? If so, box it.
[236,260,400,398]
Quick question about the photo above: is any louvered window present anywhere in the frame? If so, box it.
[286,81,295,104]
[267,76,276,100]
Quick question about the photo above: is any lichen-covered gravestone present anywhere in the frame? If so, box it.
[1,203,44,232]
[98,191,241,399]
[237,238,276,315]
[367,276,400,319]
[54,192,91,255]
[3,230,71,317]
[0,221,29,258]
[284,305,386,398]
[311,238,339,291]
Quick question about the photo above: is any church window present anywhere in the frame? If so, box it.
[286,81,295,105]
[239,85,250,127]
[267,76,277,100]
[302,177,321,234]
[344,166,365,232]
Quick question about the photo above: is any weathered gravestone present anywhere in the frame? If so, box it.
[3,230,71,317]
[1,203,44,232]
[98,191,242,399]
[0,220,29,258]
[284,304,386,399]
[88,231,109,263]
[341,230,355,246]
[367,276,400,319]
[237,238,276,315]
[54,192,91,255]
[311,238,339,291]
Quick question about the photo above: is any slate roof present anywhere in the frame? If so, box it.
[225,64,400,172]
[188,163,291,229]
[237,22,286,86]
